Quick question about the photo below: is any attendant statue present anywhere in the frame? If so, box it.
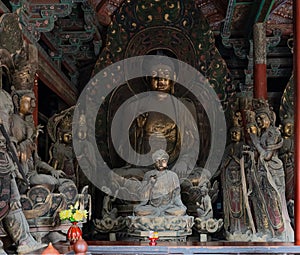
[194,181,223,238]
[48,106,76,183]
[134,149,187,217]
[10,88,68,191]
[246,99,294,241]
[279,116,294,201]
[74,111,95,188]
[0,82,46,254]
[220,111,252,240]
[196,183,213,221]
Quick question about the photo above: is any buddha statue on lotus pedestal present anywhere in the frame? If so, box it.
[127,149,194,241]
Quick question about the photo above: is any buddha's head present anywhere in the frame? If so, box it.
[149,61,176,94]
[145,51,177,94]
[152,149,169,171]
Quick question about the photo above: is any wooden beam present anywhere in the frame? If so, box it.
[37,51,78,106]
[23,33,78,106]
[0,1,10,14]
[266,23,293,36]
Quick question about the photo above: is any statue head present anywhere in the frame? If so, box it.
[11,87,36,116]
[58,112,73,144]
[245,110,259,135]
[152,149,169,171]
[252,99,275,130]
[199,183,209,195]
[230,111,243,142]
[144,55,177,94]
[281,116,294,137]
[230,127,242,143]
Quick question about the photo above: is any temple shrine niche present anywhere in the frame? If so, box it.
[86,0,231,240]
[0,0,297,252]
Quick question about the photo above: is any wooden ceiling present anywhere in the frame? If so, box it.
[0,0,294,106]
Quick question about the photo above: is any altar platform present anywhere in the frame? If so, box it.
[29,241,300,254]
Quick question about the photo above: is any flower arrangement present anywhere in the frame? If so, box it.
[59,201,88,223]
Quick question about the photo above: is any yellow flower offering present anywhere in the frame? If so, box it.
[59,201,88,223]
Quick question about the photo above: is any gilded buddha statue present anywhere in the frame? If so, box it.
[114,55,199,180]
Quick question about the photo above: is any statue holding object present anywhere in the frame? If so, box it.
[243,99,294,241]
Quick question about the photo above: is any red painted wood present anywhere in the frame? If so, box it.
[254,63,267,99]
[294,0,300,245]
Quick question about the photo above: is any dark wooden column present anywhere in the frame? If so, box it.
[294,0,300,244]
[253,22,268,99]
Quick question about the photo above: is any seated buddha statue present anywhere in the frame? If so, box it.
[134,149,187,217]
[113,55,200,180]
[127,149,194,235]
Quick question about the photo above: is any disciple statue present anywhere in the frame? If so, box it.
[220,111,252,240]
[134,149,187,217]
[278,116,294,227]
[196,183,213,221]
[245,99,294,241]
[279,116,294,201]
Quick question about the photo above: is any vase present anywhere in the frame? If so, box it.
[148,237,158,246]
[74,236,88,254]
[67,221,82,244]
